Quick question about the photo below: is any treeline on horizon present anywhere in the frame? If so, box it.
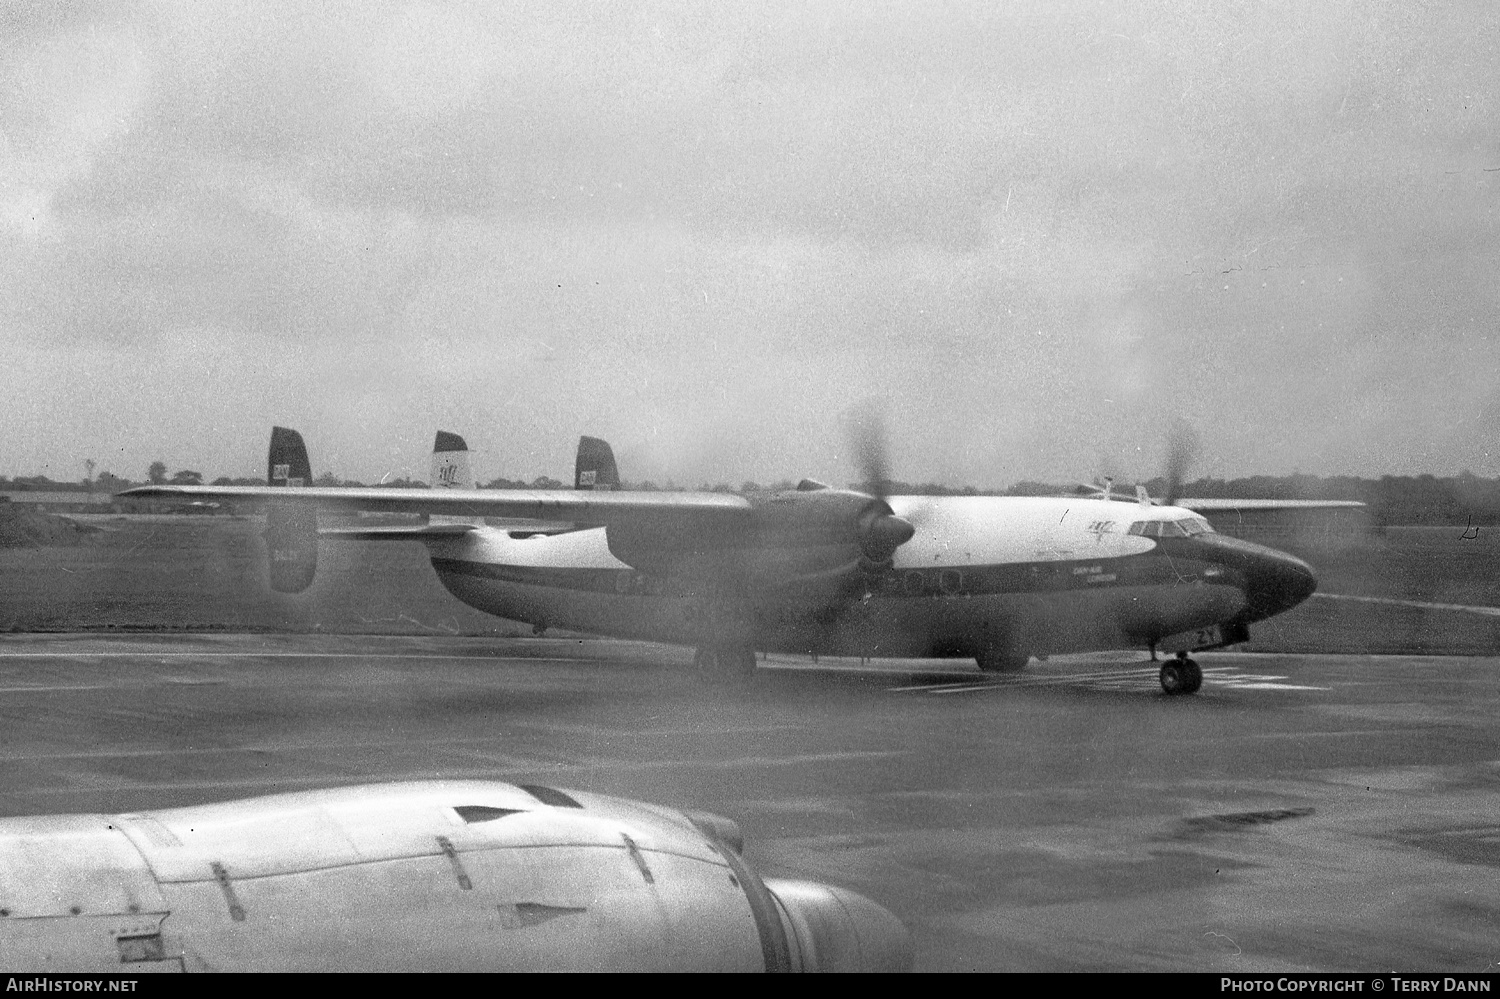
[5,467,1499,526]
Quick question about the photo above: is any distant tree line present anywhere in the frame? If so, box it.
[3,466,1496,526]
[1159,472,1500,527]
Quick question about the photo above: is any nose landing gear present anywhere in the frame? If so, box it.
[1159,652,1202,695]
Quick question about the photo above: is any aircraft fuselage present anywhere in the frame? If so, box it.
[422,495,1315,662]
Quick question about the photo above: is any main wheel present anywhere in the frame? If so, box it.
[1159,657,1202,695]
[976,647,1029,673]
[1159,661,1185,694]
[1178,657,1202,694]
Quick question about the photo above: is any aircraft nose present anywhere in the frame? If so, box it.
[764,879,914,972]
[1188,534,1318,622]
[1241,546,1318,620]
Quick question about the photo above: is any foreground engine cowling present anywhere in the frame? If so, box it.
[0,781,911,973]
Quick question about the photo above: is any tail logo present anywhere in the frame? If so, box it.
[579,470,597,487]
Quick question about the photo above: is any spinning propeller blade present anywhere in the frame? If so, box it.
[846,401,892,501]
[843,402,914,564]
[1164,420,1200,506]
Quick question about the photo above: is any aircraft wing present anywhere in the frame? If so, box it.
[120,484,753,528]
[1176,498,1365,512]
[319,523,480,541]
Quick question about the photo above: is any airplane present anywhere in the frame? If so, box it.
[0,780,910,972]
[124,426,1362,695]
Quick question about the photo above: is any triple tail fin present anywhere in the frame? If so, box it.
[431,431,476,490]
[575,436,620,490]
[265,426,318,593]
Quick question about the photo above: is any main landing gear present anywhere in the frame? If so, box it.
[1159,652,1202,695]
[694,644,758,682]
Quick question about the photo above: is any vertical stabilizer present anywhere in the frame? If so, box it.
[575,436,620,490]
[265,426,318,593]
[431,431,476,490]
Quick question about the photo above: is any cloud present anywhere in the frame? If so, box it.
[1,1,1497,483]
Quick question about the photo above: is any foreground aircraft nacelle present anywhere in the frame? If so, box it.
[0,781,911,973]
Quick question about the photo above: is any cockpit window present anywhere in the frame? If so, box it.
[1127,517,1214,537]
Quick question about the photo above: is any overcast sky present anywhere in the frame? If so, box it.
[2,1,1496,488]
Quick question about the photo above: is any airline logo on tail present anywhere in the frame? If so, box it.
[271,464,303,487]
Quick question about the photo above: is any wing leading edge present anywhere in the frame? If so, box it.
[121,482,754,527]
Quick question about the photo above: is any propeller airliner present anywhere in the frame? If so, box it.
[126,427,1359,695]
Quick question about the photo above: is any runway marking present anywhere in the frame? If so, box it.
[0,684,133,693]
[0,751,910,794]
[1314,592,1500,617]
[892,664,1329,695]
[0,726,856,764]
[0,735,563,762]
[0,652,600,663]
[889,666,1160,693]
[1229,682,1329,690]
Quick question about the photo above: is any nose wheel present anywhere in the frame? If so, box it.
[1159,654,1202,695]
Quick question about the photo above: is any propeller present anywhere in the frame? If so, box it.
[1079,423,1199,506]
[1163,420,1200,506]
[846,401,892,501]
[843,402,915,565]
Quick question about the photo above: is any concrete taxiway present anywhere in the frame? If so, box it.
[0,632,1496,972]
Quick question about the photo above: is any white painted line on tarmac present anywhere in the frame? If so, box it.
[1314,593,1500,617]
[0,652,598,662]
[1223,682,1330,690]
[888,666,1158,690]
[893,664,1332,695]
[0,684,129,693]
[889,666,1162,693]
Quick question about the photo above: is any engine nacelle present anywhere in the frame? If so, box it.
[0,781,911,973]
